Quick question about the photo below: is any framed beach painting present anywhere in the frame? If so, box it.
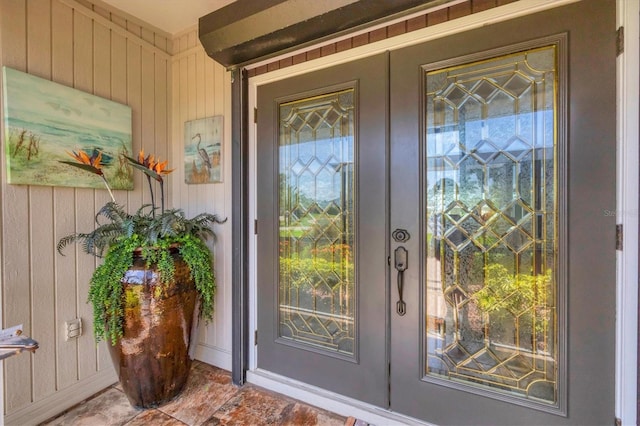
[184,116,223,184]
[2,66,133,189]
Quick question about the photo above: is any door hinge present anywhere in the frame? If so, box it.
[254,329,258,345]
[616,26,624,56]
[616,224,623,251]
[254,219,258,235]
[254,107,258,123]
[614,417,622,426]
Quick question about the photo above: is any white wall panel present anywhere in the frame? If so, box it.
[171,28,233,370]
[1,0,35,415]
[73,9,98,385]
[27,0,57,403]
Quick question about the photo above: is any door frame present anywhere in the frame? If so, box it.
[243,0,638,423]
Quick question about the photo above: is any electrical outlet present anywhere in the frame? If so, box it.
[65,318,82,341]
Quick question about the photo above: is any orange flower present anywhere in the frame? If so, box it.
[133,150,173,180]
[136,149,153,168]
[66,149,104,175]
[152,159,174,176]
[125,149,174,214]
[61,149,114,202]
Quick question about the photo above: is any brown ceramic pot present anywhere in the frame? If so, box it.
[108,247,198,408]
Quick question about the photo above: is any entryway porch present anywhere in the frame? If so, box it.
[42,361,359,426]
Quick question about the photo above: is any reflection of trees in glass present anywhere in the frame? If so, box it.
[279,241,354,319]
[473,264,552,351]
[279,161,354,316]
[280,243,353,288]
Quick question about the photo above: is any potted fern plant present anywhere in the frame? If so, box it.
[57,149,225,408]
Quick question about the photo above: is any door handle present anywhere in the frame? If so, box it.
[394,246,408,316]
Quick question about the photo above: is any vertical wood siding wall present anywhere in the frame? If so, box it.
[170,29,233,372]
[0,1,231,424]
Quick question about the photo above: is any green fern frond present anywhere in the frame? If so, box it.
[96,202,129,224]
[57,233,81,255]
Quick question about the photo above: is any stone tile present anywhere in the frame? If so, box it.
[205,386,291,425]
[158,362,240,426]
[205,385,345,426]
[125,409,187,425]
[42,388,141,426]
[42,361,350,426]
[280,402,345,426]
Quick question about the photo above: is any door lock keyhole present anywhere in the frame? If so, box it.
[392,228,410,243]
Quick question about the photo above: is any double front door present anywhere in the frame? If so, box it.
[257,2,616,424]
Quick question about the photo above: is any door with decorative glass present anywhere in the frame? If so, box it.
[257,53,389,407]
[257,1,616,424]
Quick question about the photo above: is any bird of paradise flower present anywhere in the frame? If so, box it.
[124,150,174,216]
[61,149,174,216]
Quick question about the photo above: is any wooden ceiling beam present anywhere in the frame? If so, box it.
[199,0,453,68]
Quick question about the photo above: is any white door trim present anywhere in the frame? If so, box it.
[616,0,639,424]
[247,1,638,423]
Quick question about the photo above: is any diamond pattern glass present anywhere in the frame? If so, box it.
[425,46,557,403]
[278,89,355,355]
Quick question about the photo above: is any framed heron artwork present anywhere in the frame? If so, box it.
[184,116,223,184]
[2,66,133,189]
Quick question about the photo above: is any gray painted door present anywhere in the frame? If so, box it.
[389,1,615,424]
[257,53,389,407]
[257,1,616,424]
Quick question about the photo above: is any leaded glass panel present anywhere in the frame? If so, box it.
[425,46,557,404]
[278,89,355,355]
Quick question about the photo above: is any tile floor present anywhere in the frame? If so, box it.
[42,361,354,426]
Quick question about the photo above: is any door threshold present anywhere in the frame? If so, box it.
[246,369,435,426]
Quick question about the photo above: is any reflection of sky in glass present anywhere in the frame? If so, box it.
[280,137,353,204]
[426,109,553,196]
